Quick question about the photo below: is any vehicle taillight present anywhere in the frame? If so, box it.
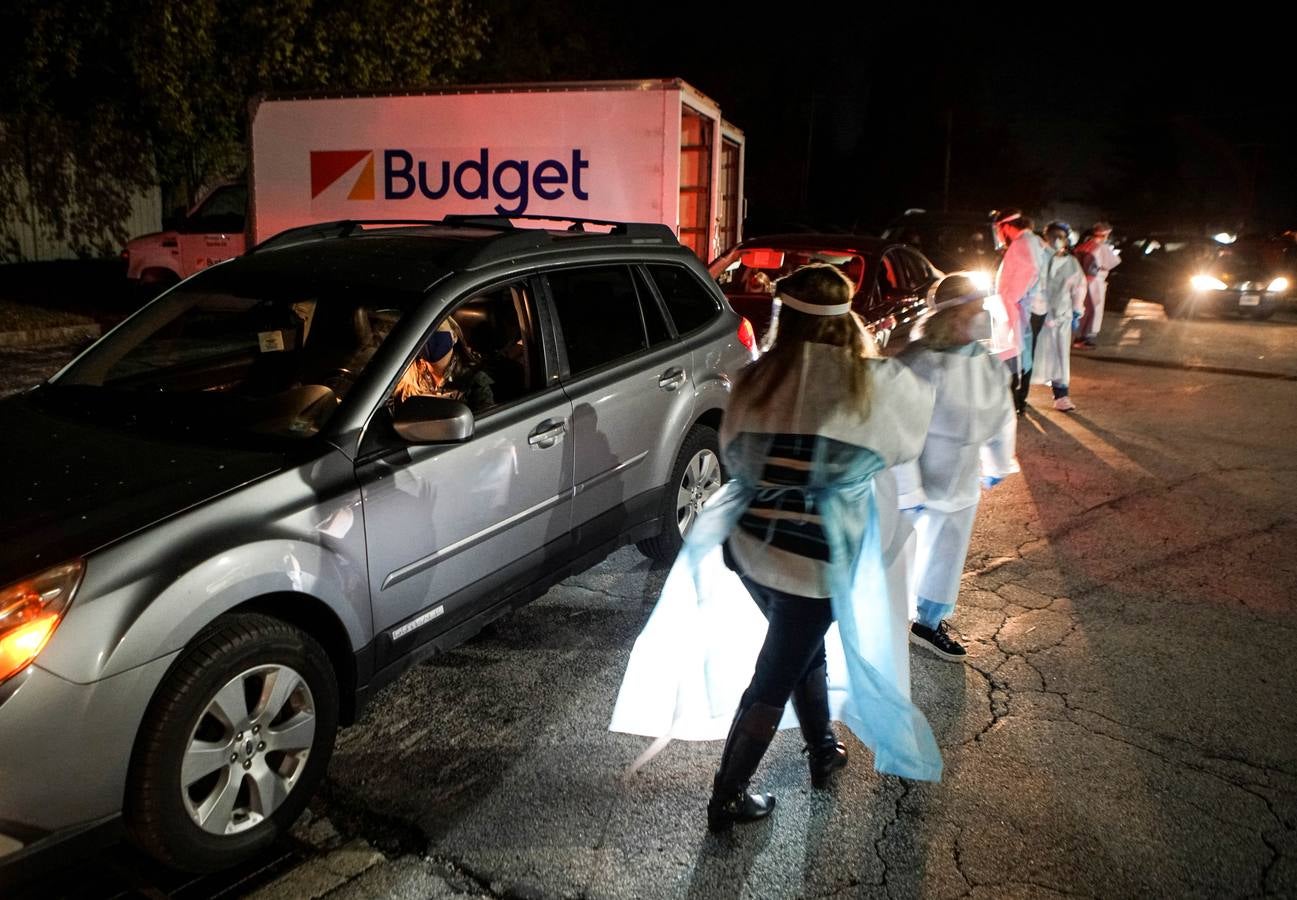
[737,318,757,355]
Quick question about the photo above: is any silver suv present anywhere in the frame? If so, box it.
[0,218,752,875]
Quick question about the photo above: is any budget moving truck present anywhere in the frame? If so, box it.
[122,79,746,285]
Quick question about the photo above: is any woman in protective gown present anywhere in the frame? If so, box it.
[609,263,941,832]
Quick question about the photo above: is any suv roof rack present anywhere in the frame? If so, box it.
[250,220,446,253]
[438,213,676,241]
[250,216,679,257]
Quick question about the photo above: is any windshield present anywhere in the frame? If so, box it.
[885,222,995,265]
[711,246,869,297]
[53,271,418,440]
[1217,242,1284,272]
[186,184,247,233]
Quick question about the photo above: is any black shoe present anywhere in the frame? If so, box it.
[707,787,775,832]
[805,742,849,789]
[707,700,782,832]
[790,663,849,789]
[910,621,967,662]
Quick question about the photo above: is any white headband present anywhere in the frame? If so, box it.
[778,292,851,316]
[996,213,1022,225]
[928,290,986,312]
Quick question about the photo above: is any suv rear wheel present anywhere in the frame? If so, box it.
[125,613,339,872]
[637,423,724,562]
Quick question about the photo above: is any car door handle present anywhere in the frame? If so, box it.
[527,420,566,448]
[658,368,687,392]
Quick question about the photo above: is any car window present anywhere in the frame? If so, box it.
[547,265,650,376]
[55,280,414,439]
[645,264,721,335]
[897,249,933,293]
[391,281,544,418]
[711,247,868,297]
[188,185,247,233]
[879,250,905,296]
[634,267,674,346]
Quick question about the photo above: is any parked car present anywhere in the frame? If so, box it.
[0,217,753,878]
[1108,234,1293,319]
[708,234,939,350]
[880,209,1001,279]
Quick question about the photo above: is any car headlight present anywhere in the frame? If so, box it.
[1190,274,1227,291]
[0,561,83,684]
[1268,277,1289,293]
[967,270,994,292]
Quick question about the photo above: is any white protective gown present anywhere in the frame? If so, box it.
[1032,252,1087,387]
[995,231,1051,364]
[609,350,945,781]
[1080,240,1121,336]
[893,341,1018,610]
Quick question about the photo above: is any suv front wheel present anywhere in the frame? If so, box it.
[125,613,339,872]
[637,423,724,562]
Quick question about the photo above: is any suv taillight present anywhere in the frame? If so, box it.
[737,318,756,355]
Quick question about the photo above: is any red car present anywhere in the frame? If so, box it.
[709,235,938,350]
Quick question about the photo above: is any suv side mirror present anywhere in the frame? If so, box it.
[393,396,474,444]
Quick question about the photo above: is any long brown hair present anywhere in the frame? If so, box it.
[731,264,878,418]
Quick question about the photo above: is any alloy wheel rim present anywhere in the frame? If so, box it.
[676,449,723,536]
[180,664,316,836]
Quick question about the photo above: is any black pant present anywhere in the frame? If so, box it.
[738,576,835,709]
[1006,356,1030,414]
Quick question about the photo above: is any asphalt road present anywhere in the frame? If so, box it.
[4,300,1296,898]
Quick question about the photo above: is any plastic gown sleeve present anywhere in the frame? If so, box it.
[979,406,1020,479]
[892,459,927,510]
[608,449,944,782]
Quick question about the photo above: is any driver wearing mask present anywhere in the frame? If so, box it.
[394,319,495,413]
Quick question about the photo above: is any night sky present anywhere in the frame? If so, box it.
[480,5,1297,236]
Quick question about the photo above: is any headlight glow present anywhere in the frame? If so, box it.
[1267,277,1289,293]
[0,561,83,683]
[1213,232,1236,244]
[968,270,993,292]
[1190,274,1227,292]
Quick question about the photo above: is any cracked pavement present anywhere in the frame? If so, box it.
[9,303,1297,898]
[293,348,1295,899]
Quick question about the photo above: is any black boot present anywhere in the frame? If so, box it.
[791,664,848,789]
[707,700,782,832]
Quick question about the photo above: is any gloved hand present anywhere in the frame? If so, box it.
[1071,310,1082,333]
[981,475,1003,490]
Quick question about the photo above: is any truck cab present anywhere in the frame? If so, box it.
[122,183,248,287]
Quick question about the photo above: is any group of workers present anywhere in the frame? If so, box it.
[992,210,1122,414]
[609,209,1127,832]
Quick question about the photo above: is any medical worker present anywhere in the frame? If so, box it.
[895,272,1020,661]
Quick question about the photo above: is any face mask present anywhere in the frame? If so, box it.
[968,309,993,342]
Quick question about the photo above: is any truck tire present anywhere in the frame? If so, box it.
[1106,290,1130,316]
[637,424,723,563]
[125,613,339,872]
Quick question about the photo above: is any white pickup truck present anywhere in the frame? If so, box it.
[121,182,247,287]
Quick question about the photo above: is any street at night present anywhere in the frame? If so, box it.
[4,4,1297,897]
[5,301,1294,898]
